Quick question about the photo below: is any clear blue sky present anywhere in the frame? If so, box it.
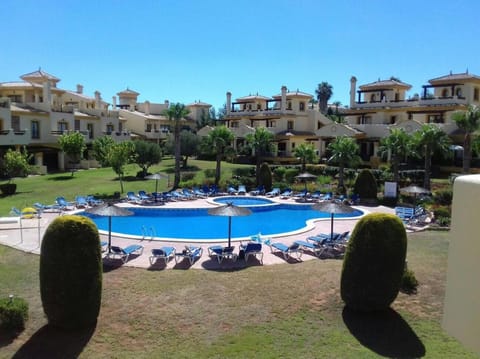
[2,0,479,111]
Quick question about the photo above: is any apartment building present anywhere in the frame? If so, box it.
[209,86,332,160]
[0,69,129,173]
[318,72,479,163]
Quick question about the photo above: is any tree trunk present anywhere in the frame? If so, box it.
[338,162,345,189]
[182,156,188,169]
[215,154,222,186]
[393,156,400,184]
[173,124,181,189]
[423,146,431,190]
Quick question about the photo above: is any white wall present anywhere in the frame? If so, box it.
[443,174,480,355]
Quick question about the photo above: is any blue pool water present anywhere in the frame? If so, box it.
[212,196,273,206]
[82,203,363,241]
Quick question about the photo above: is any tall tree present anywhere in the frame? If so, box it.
[163,103,190,189]
[452,104,480,173]
[413,124,451,190]
[134,140,162,177]
[315,82,333,114]
[108,141,136,193]
[327,136,361,191]
[58,131,86,176]
[92,136,115,167]
[294,143,318,172]
[377,128,414,184]
[245,127,275,184]
[166,130,201,168]
[201,126,234,185]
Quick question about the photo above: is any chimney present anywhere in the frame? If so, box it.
[145,101,150,115]
[76,84,83,94]
[94,91,101,109]
[350,76,357,108]
[226,92,232,114]
[112,96,117,109]
[281,86,287,111]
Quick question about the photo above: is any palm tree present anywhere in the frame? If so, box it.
[413,124,451,190]
[332,100,342,114]
[294,143,318,172]
[377,128,414,184]
[245,127,275,184]
[163,103,190,189]
[327,136,361,191]
[452,104,480,173]
[202,126,234,185]
[315,82,333,114]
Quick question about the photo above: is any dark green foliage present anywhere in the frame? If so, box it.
[181,172,196,182]
[233,167,255,177]
[134,140,162,177]
[284,168,300,183]
[434,189,453,205]
[258,162,272,191]
[341,213,407,311]
[40,215,102,329]
[433,206,451,219]
[353,169,378,200]
[272,166,286,182]
[0,296,28,331]
[400,268,419,294]
[204,168,216,179]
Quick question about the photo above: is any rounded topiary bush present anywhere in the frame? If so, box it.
[258,162,272,192]
[341,213,407,312]
[353,169,378,201]
[40,215,102,329]
[0,296,29,332]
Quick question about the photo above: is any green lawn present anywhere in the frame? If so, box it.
[0,231,476,358]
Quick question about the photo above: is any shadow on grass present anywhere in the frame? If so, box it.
[342,306,426,358]
[47,175,75,181]
[12,323,95,359]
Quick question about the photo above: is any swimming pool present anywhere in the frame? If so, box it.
[82,203,363,242]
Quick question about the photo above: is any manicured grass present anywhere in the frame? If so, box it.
[0,159,252,216]
[0,231,476,358]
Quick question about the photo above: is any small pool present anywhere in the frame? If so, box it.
[212,196,274,206]
[81,203,363,242]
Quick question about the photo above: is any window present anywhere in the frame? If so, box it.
[74,119,80,131]
[395,93,399,101]
[441,89,449,97]
[370,94,376,102]
[428,114,443,123]
[390,116,396,124]
[58,121,68,133]
[291,142,295,149]
[230,121,239,128]
[456,88,463,98]
[11,116,20,131]
[87,123,94,139]
[287,102,292,110]
[257,104,261,110]
[474,88,479,101]
[8,95,22,103]
[287,121,294,130]
[299,102,305,111]
[146,123,152,132]
[267,120,276,128]
[31,120,40,139]
[106,123,114,134]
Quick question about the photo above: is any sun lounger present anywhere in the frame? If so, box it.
[227,185,237,195]
[138,190,153,201]
[237,185,247,195]
[265,187,280,197]
[175,245,203,265]
[208,245,237,263]
[56,196,74,210]
[280,189,292,198]
[269,242,303,261]
[126,192,142,204]
[239,242,263,263]
[149,246,176,265]
[250,185,265,196]
[106,244,144,263]
[294,240,325,257]
[75,195,89,208]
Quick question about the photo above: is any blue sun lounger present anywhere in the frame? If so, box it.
[175,245,203,265]
[269,242,303,261]
[239,242,263,263]
[106,244,144,263]
[208,245,237,263]
[149,246,176,265]
[294,240,325,257]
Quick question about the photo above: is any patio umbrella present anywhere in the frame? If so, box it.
[208,202,252,247]
[86,203,133,253]
[400,185,431,206]
[145,173,168,201]
[295,172,317,195]
[312,200,356,241]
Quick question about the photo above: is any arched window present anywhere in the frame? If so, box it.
[456,88,463,98]
[257,103,261,110]
[370,94,376,102]
[299,102,305,111]
[441,89,449,98]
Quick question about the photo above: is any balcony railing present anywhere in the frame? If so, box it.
[0,129,30,146]
[353,96,468,109]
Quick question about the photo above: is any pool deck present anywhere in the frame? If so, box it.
[0,196,398,270]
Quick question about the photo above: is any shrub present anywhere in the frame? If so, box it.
[353,169,378,200]
[233,167,254,177]
[181,172,196,182]
[0,296,28,332]
[433,206,451,219]
[40,215,102,329]
[341,213,407,311]
[258,162,272,191]
[400,267,419,294]
[285,168,300,183]
[273,166,287,182]
[204,169,216,179]
[434,189,453,206]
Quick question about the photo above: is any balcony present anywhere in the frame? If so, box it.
[352,96,468,110]
[349,124,390,138]
[144,129,168,140]
[0,129,30,146]
[227,108,294,118]
[105,131,131,142]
